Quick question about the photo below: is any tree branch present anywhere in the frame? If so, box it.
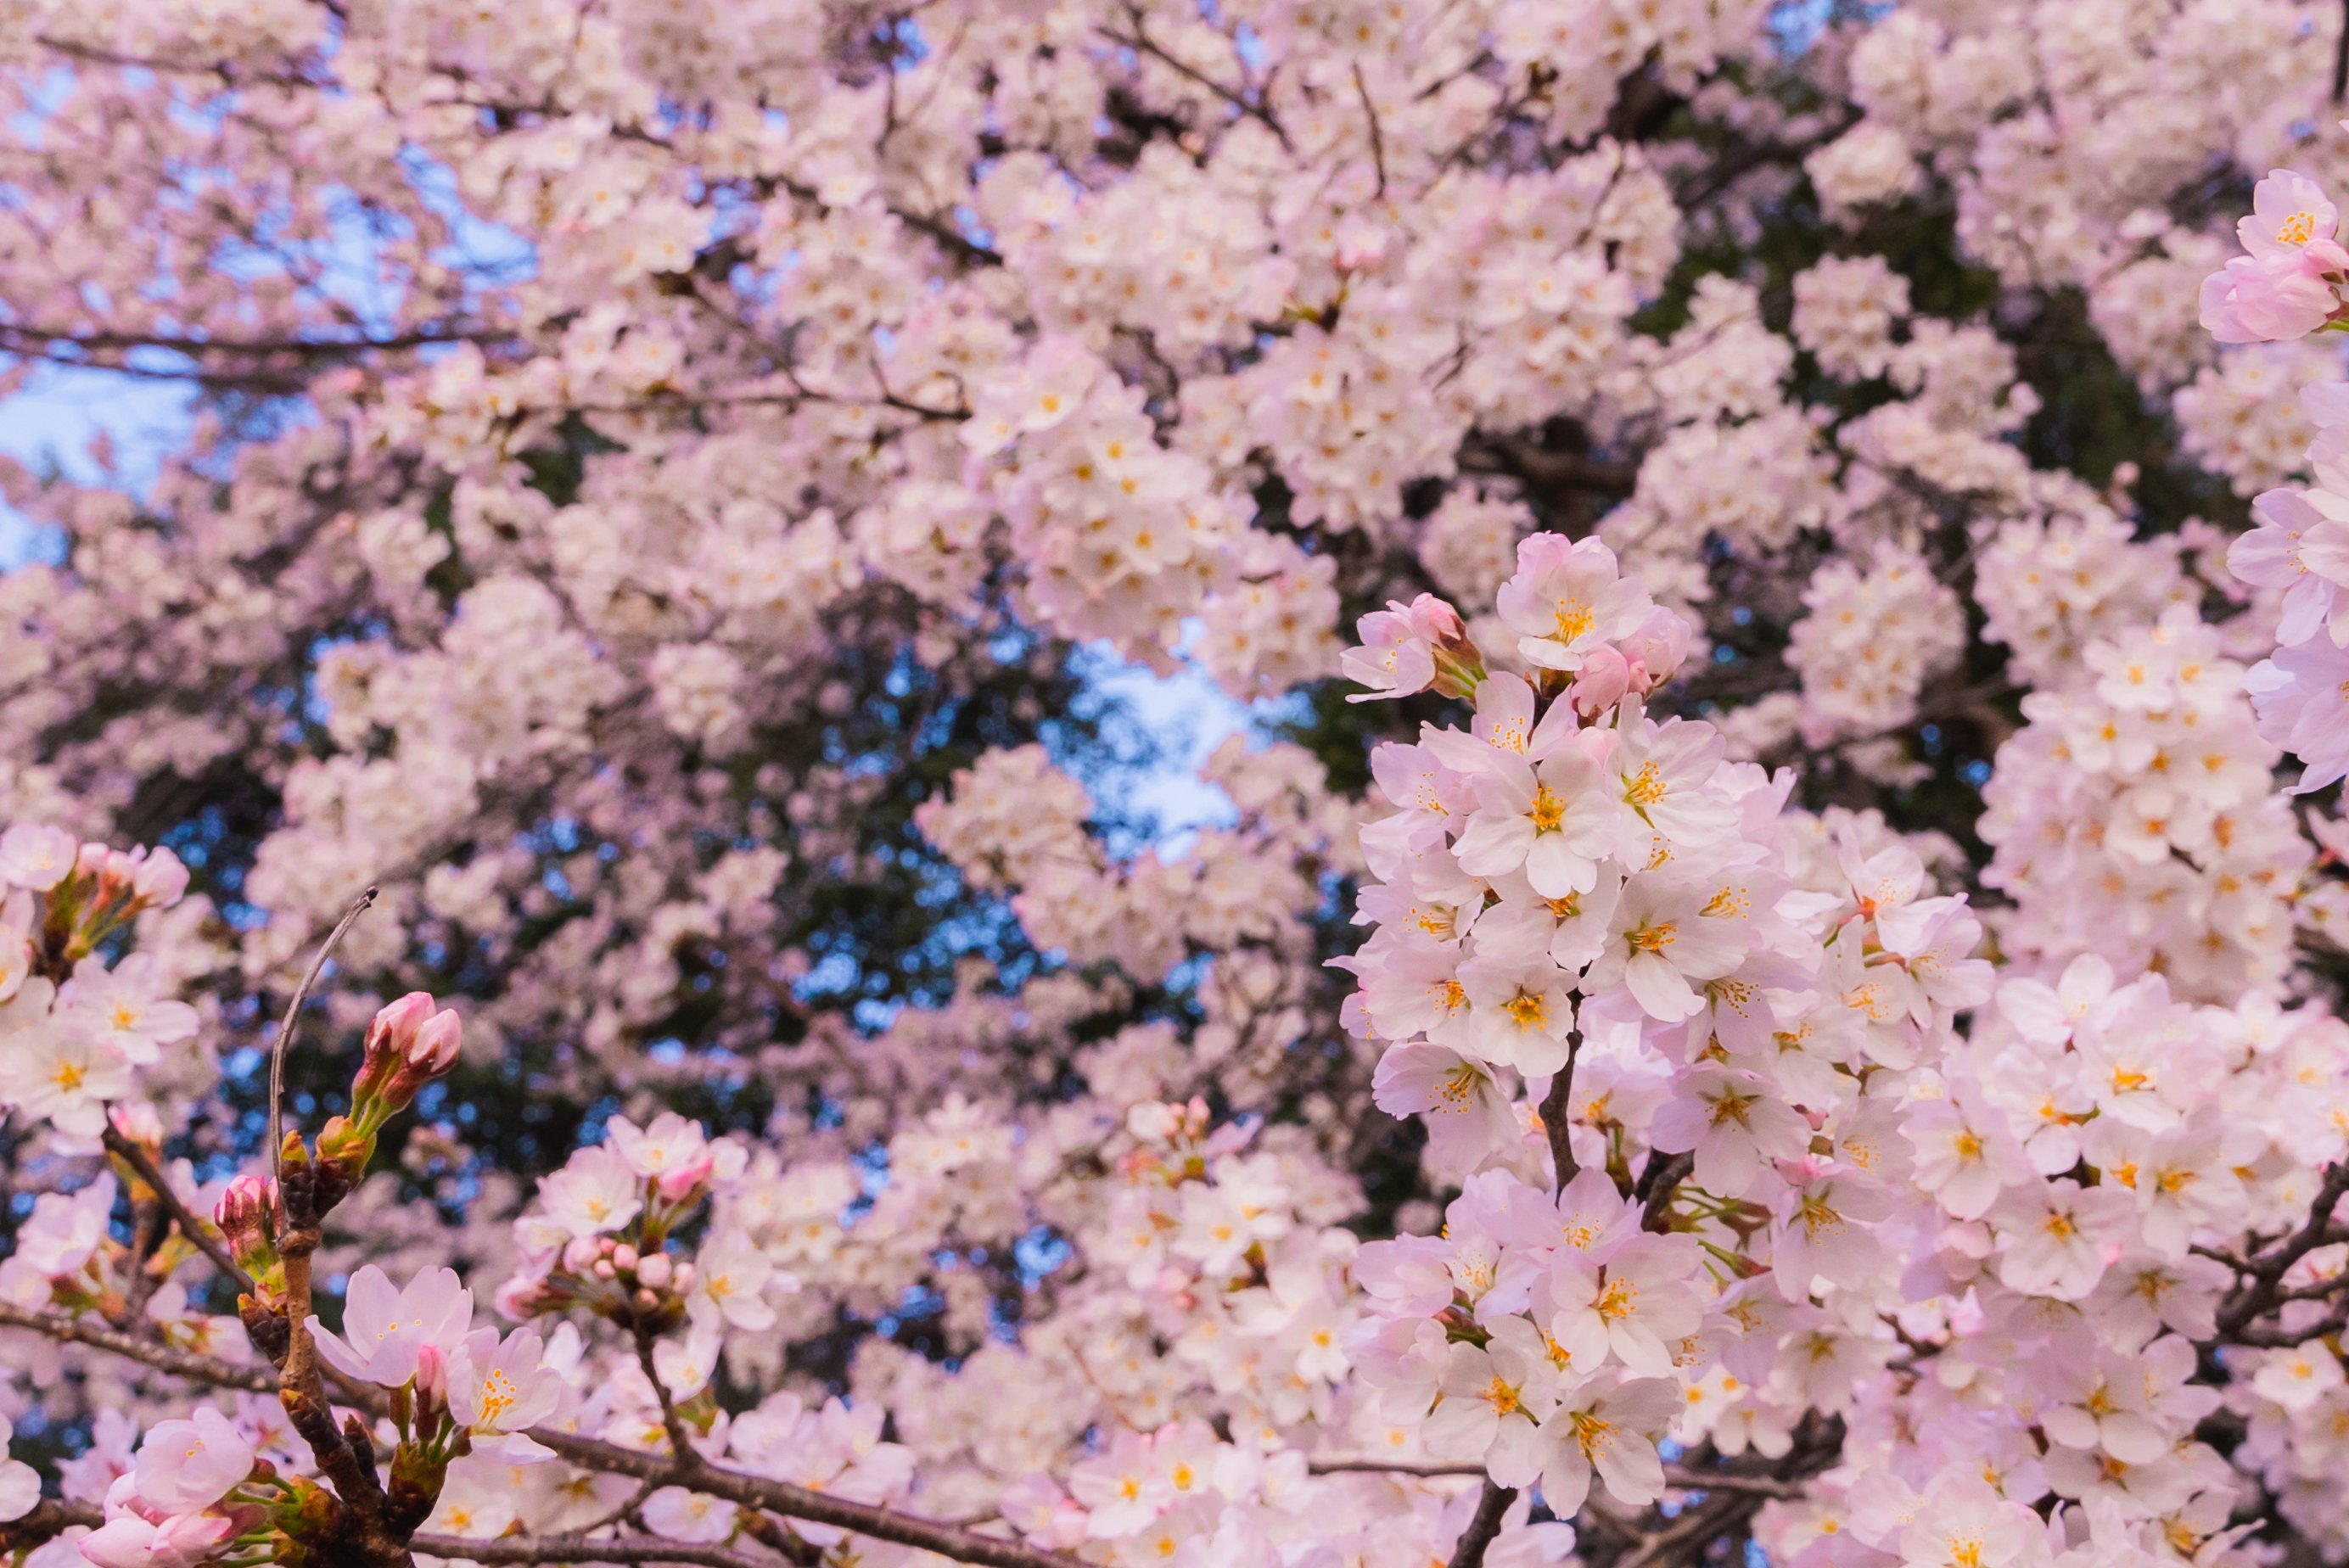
[2218,1162,2349,1336]
[411,1532,782,1567]
[1539,1033,1582,1188]
[1445,1481,1516,1568]
[102,1123,255,1296]
[520,1429,1094,1568]
[270,885,377,1188]
[0,1301,276,1392]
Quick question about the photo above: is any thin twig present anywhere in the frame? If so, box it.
[102,1123,255,1296]
[2335,0,2349,102]
[1310,1458,1483,1476]
[269,886,378,1186]
[0,1301,276,1392]
[1353,64,1387,198]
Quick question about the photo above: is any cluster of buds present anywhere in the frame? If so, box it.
[581,1235,696,1327]
[497,1235,699,1330]
[1118,1096,1231,1184]
[0,822,189,979]
[215,1173,289,1345]
[314,992,463,1209]
[1340,593,1486,702]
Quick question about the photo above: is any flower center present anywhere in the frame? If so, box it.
[1628,922,1677,953]
[1623,759,1667,809]
[2279,210,2319,245]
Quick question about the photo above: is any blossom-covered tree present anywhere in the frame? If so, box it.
[14,0,2349,1566]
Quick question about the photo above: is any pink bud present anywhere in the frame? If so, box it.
[372,993,436,1051]
[409,1009,462,1071]
[1403,592,1466,648]
[656,1152,715,1202]
[561,1237,600,1273]
[1617,605,1690,692]
[670,1263,697,1293]
[593,1259,617,1280]
[496,1273,558,1320]
[1568,645,1631,718]
[612,1244,640,1272]
[108,1102,165,1147]
[127,846,190,909]
[636,1252,674,1289]
[415,1341,448,1401]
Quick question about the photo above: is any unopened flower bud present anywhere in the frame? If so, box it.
[214,1173,279,1273]
[636,1252,673,1289]
[562,1237,600,1273]
[593,1259,617,1280]
[127,845,190,910]
[612,1244,640,1272]
[670,1263,695,1293]
[410,1009,461,1072]
[353,994,463,1128]
[1568,644,1631,719]
[415,1341,448,1403]
[108,1100,165,1151]
[655,1153,715,1204]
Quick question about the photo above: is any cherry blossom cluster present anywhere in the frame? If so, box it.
[23,3,2349,1568]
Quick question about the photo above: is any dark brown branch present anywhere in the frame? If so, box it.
[2335,0,2349,102]
[0,321,509,359]
[2218,1162,2349,1336]
[0,1301,276,1392]
[1445,1480,1516,1568]
[522,1430,1095,1568]
[411,1532,778,1567]
[1639,1151,1694,1232]
[102,1123,255,1296]
[0,1498,102,1552]
[1353,64,1387,198]
[1539,1033,1582,1187]
[1102,16,1292,151]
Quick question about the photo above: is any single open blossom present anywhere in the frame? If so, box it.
[1544,1235,1704,1375]
[2201,172,2349,342]
[1421,1319,1556,1484]
[130,1407,255,1515]
[535,1144,646,1239]
[310,1265,473,1389]
[1532,1376,1679,1518]
[1343,595,1475,702]
[1496,536,1654,673]
[448,1326,565,1459]
[1373,1043,1520,1175]
[0,1024,132,1139]
[58,956,199,1067]
[1451,734,1615,899]
[0,825,77,893]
